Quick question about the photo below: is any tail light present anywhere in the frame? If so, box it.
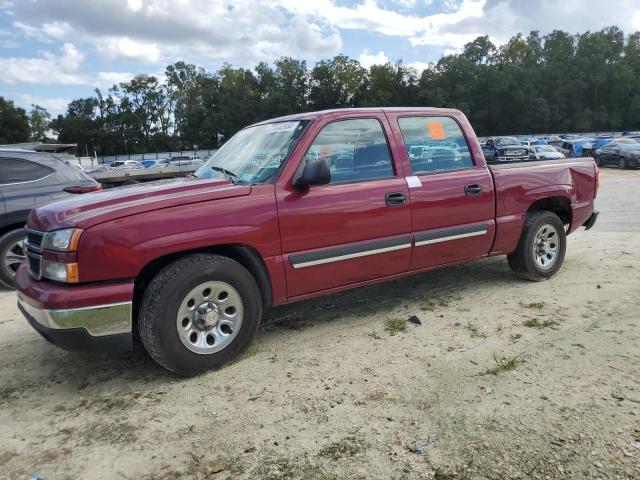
[594,163,600,199]
[64,183,102,194]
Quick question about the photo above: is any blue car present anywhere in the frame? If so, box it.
[560,138,593,157]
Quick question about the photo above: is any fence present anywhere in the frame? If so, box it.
[96,150,217,165]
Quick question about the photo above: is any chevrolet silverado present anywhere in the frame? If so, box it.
[15,108,599,375]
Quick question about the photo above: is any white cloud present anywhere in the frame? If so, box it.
[406,60,430,72]
[0,42,133,88]
[96,37,161,63]
[42,21,72,40]
[13,0,344,66]
[358,49,389,68]
[16,94,70,115]
[280,0,486,49]
[94,71,135,89]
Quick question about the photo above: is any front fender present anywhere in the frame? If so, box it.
[75,186,281,283]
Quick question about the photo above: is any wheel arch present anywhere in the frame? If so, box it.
[526,196,572,226]
[133,244,273,327]
[0,221,26,238]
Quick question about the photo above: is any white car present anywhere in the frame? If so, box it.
[110,160,144,170]
[529,145,566,160]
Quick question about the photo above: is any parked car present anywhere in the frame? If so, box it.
[560,138,593,157]
[0,150,101,288]
[167,157,204,168]
[544,135,564,147]
[593,141,640,169]
[582,136,614,158]
[15,108,599,375]
[110,160,144,170]
[483,137,529,162]
[529,144,566,160]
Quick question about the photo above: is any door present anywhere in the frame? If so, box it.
[276,116,412,299]
[607,144,621,166]
[387,114,495,269]
[0,156,56,218]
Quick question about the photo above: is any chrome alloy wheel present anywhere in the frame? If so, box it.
[4,238,26,279]
[533,224,559,270]
[176,281,244,354]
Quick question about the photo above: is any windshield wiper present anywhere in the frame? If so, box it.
[210,166,238,184]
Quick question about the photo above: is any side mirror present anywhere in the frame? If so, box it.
[294,158,331,189]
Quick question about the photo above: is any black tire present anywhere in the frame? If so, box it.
[594,157,601,167]
[0,228,26,289]
[138,253,262,376]
[507,211,566,281]
[618,158,626,169]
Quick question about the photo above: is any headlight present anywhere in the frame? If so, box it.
[42,228,83,252]
[42,261,79,283]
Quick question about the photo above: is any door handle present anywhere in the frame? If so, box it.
[385,192,406,206]
[464,184,483,196]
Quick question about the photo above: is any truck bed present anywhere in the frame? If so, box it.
[488,157,594,170]
[488,156,598,255]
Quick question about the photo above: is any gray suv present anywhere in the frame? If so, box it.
[0,149,101,288]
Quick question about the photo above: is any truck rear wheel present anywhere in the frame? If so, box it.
[507,211,566,281]
[138,253,262,376]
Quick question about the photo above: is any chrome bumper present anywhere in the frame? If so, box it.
[17,295,132,337]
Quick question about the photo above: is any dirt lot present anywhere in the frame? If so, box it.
[1,169,639,480]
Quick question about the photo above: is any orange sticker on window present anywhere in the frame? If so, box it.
[427,121,446,140]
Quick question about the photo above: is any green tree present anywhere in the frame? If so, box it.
[29,105,52,142]
[0,97,30,144]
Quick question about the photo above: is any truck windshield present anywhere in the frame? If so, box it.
[194,120,308,184]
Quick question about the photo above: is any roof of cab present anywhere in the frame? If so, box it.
[250,107,463,126]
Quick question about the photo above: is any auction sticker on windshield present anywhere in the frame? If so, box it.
[265,122,299,133]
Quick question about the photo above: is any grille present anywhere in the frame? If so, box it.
[25,229,45,279]
[27,230,45,250]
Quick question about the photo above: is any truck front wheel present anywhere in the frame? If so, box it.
[138,253,262,376]
[507,211,566,281]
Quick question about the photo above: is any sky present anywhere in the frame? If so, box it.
[1,0,640,115]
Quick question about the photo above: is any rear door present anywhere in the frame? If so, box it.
[0,156,56,216]
[385,113,495,269]
[276,114,412,299]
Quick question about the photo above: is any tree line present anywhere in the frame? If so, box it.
[1,26,640,156]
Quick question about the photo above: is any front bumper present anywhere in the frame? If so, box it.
[18,299,132,351]
[15,264,133,351]
[496,156,529,162]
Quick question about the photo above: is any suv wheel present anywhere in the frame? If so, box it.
[618,157,627,169]
[507,211,566,281]
[0,228,27,288]
[138,253,262,376]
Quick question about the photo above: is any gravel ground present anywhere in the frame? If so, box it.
[0,168,639,480]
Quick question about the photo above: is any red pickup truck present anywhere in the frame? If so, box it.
[15,108,599,375]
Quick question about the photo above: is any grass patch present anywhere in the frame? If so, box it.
[368,331,382,340]
[385,318,407,335]
[496,323,503,333]
[521,301,545,310]
[522,317,559,329]
[465,322,487,338]
[482,352,524,376]
[420,297,452,312]
[318,435,363,460]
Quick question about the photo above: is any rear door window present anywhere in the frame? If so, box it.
[398,117,474,174]
[0,158,54,185]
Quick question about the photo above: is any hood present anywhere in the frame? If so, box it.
[28,176,252,231]
[541,152,564,159]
